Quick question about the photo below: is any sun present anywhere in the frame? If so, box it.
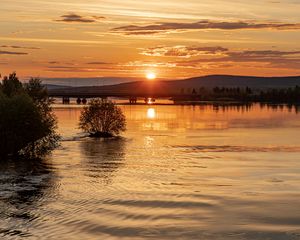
[146,72,156,80]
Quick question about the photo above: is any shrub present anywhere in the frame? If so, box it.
[79,99,126,137]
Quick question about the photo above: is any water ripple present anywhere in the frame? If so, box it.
[173,145,300,152]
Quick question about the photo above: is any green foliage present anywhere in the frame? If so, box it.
[0,73,59,159]
[79,99,126,137]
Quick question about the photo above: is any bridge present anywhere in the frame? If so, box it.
[48,89,197,104]
[47,81,201,104]
[49,90,180,104]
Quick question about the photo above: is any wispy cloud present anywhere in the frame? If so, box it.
[112,20,300,35]
[229,50,300,57]
[122,48,300,70]
[122,61,176,68]
[0,37,110,45]
[86,61,110,65]
[46,65,114,72]
[55,13,105,23]
[140,46,228,58]
[175,49,300,69]
[0,45,40,50]
[0,50,28,55]
[46,66,98,72]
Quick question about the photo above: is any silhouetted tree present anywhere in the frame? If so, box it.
[23,78,60,157]
[246,86,252,94]
[0,72,23,97]
[0,73,59,159]
[176,85,300,104]
[79,99,126,138]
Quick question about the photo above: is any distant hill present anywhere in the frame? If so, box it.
[49,75,300,97]
[42,77,141,87]
[44,84,71,90]
[174,75,300,89]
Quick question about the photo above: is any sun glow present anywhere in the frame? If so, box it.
[146,72,156,80]
[147,108,156,119]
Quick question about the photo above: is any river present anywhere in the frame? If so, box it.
[1,103,300,239]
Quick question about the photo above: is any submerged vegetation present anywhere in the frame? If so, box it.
[0,73,60,160]
[79,99,126,138]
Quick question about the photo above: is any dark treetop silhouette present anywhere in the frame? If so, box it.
[0,73,60,159]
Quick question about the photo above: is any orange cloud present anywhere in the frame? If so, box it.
[112,20,300,35]
[55,13,105,23]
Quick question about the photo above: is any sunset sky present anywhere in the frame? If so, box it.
[0,0,300,81]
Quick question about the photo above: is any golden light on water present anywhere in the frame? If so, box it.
[147,108,156,119]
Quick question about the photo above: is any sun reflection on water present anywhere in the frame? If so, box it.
[4,104,299,239]
[147,108,156,119]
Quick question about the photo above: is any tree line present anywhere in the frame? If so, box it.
[178,86,300,103]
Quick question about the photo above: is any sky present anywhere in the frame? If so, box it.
[0,0,300,81]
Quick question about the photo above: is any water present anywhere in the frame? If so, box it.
[1,104,300,239]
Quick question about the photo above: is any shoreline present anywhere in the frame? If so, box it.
[51,101,300,109]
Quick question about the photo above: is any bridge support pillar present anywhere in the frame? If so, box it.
[129,97,137,104]
[144,97,156,104]
[62,97,70,104]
